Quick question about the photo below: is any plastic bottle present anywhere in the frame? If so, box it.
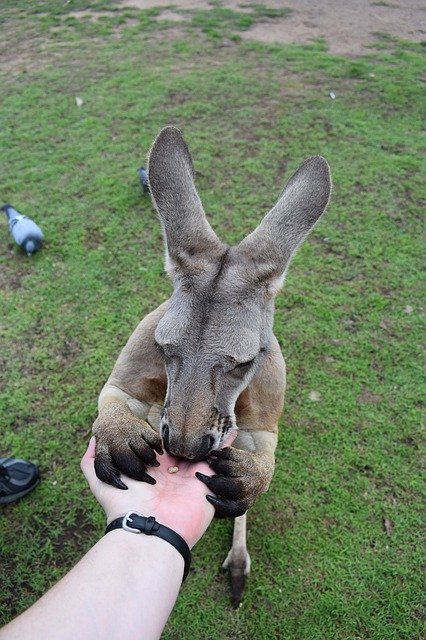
[2,204,44,255]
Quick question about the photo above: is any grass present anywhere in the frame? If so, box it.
[0,2,425,639]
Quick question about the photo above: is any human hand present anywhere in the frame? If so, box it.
[81,437,215,548]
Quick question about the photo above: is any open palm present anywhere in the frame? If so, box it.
[81,438,215,548]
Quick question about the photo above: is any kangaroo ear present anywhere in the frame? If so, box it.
[148,127,223,274]
[235,156,331,294]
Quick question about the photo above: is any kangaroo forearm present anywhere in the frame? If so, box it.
[98,384,152,419]
[96,384,165,435]
[98,303,168,404]
[233,429,277,491]
[233,428,277,455]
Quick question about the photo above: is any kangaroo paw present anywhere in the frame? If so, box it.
[222,548,251,606]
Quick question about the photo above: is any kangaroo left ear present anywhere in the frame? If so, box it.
[148,127,224,274]
[235,155,331,293]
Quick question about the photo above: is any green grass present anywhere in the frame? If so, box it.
[0,3,425,639]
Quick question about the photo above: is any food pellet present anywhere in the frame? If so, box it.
[168,466,179,474]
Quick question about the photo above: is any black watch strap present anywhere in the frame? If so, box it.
[105,511,191,582]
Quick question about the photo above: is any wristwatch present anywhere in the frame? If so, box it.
[105,511,192,582]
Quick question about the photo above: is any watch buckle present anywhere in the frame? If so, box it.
[122,511,144,533]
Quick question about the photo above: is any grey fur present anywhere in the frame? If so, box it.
[93,126,331,600]
[147,126,331,460]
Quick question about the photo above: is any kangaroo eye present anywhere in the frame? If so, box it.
[155,342,177,359]
[234,358,255,371]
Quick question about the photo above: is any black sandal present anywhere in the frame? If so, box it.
[0,458,40,504]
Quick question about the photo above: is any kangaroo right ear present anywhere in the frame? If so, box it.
[235,155,331,294]
[148,127,223,274]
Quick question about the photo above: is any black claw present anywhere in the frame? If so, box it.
[94,456,128,490]
[207,456,239,478]
[142,473,156,485]
[209,449,228,458]
[206,495,230,518]
[129,441,157,467]
[197,472,243,499]
[206,495,248,519]
[151,440,164,456]
[195,471,211,483]
[111,475,128,490]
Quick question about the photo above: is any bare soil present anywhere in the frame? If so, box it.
[1,0,423,75]
[122,0,426,55]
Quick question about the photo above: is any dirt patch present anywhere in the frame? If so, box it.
[121,0,426,55]
[156,10,187,22]
[1,1,423,73]
[239,0,425,55]
[68,10,119,19]
[120,0,207,8]
[357,387,383,404]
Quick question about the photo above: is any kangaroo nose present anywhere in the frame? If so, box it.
[162,424,214,461]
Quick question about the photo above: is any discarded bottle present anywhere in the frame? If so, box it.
[138,167,150,194]
[2,204,44,255]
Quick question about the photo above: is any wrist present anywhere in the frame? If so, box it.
[106,509,210,549]
[105,527,185,569]
[104,512,192,581]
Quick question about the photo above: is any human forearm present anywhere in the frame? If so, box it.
[1,441,215,640]
[1,529,184,640]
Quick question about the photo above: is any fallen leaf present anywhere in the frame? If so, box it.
[309,390,321,402]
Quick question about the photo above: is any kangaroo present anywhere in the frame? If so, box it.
[92,126,331,602]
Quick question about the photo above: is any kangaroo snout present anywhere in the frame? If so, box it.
[162,421,214,461]
[160,406,235,460]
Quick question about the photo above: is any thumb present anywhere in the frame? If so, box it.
[80,436,96,481]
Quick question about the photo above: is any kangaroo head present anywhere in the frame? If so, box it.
[148,127,331,460]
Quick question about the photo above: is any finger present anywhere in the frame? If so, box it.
[85,436,96,459]
[129,441,160,468]
[140,429,164,456]
[207,455,241,477]
[209,448,242,463]
[196,473,244,499]
[94,450,128,490]
[112,447,157,485]
[80,436,96,473]
[206,495,248,519]
[152,441,164,456]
